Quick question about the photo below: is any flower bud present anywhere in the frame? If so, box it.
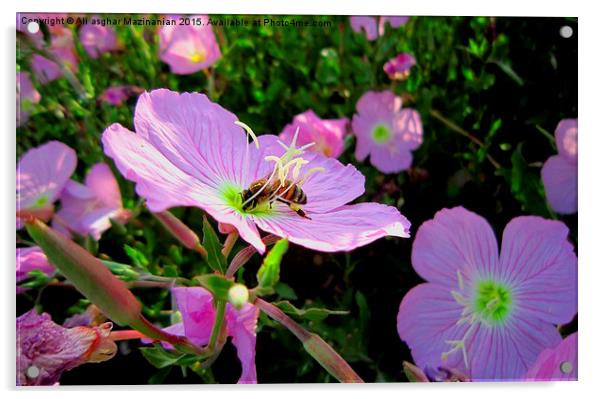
[228,284,249,310]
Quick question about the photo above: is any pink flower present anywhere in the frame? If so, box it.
[16,247,54,293]
[350,17,379,41]
[79,17,119,59]
[524,332,577,381]
[350,16,409,41]
[379,16,410,36]
[279,110,348,158]
[397,207,577,380]
[383,53,416,80]
[17,72,41,127]
[102,89,410,254]
[541,119,577,214]
[17,141,77,227]
[352,91,423,173]
[156,287,259,383]
[159,15,221,74]
[31,27,79,84]
[17,310,116,386]
[99,85,142,106]
[54,163,130,240]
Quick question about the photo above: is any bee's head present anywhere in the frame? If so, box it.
[240,189,254,211]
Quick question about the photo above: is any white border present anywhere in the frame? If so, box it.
[3,1,601,398]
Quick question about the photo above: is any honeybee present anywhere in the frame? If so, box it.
[241,177,310,219]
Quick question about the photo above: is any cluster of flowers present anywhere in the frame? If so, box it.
[16,13,578,385]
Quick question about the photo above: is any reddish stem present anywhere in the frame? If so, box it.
[226,235,279,278]
[110,330,149,342]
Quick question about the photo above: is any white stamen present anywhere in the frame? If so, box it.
[235,121,260,149]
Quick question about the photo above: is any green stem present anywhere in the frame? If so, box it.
[254,298,363,383]
[208,299,226,352]
[429,109,502,169]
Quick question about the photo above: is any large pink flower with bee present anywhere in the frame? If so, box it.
[102,89,410,253]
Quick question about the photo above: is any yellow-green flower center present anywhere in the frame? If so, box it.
[220,183,273,218]
[372,124,391,143]
[190,50,206,64]
[32,195,49,208]
[474,280,513,325]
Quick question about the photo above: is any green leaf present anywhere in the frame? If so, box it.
[202,216,226,273]
[195,274,234,301]
[274,282,298,300]
[140,346,185,369]
[496,142,550,217]
[274,300,349,321]
[256,239,288,295]
[124,244,149,269]
[100,260,141,282]
[489,59,524,86]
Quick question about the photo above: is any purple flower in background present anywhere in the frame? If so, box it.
[31,27,79,84]
[397,207,577,380]
[79,17,119,59]
[99,85,142,106]
[350,17,379,41]
[159,15,221,74]
[524,332,577,381]
[350,16,409,41]
[279,110,348,158]
[352,91,423,173]
[379,16,410,36]
[17,13,69,47]
[17,72,41,127]
[17,141,77,227]
[16,247,54,293]
[383,53,416,80]
[17,310,116,386]
[542,119,577,214]
[102,89,410,254]
[147,287,259,383]
[54,163,131,240]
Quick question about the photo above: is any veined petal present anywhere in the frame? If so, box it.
[226,303,259,384]
[541,155,577,214]
[411,207,499,287]
[252,202,410,252]
[369,141,413,174]
[397,283,469,374]
[171,287,215,346]
[17,141,77,211]
[499,216,577,324]
[102,123,215,212]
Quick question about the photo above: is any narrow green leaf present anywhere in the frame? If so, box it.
[124,244,149,269]
[274,300,349,321]
[195,274,234,301]
[256,239,288,294]
[202,216,226,273]
[100,260,141,282]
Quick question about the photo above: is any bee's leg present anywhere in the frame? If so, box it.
[289,203,311,220]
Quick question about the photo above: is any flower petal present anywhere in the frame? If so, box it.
[17,141,77,211]
[411,207,499,288]
[541,155,577,214]
[253,202,410,252]
[397,283,469,374]
[524,332,577,381]
[171,287,215,346]
[499,216,577,324]
[396,109,423,151]
[300,153,365,213]
[226,303,259,384]
[555,119,577,162]
[369,140,413,173]
[102,123,214,211]
[85,163,122,209]
[350,16,378,41]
